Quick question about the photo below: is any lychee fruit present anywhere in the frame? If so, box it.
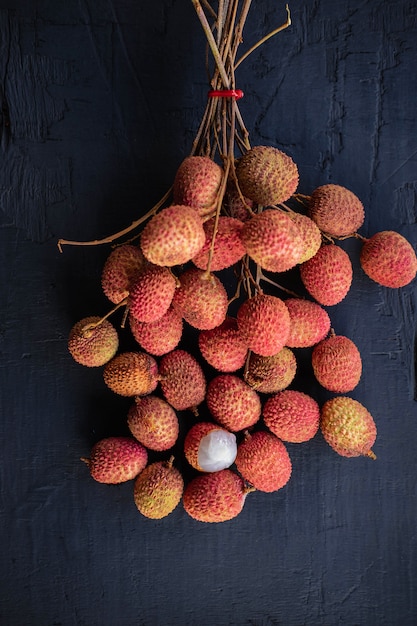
[242,208,305,272]
[237,293,290,357]
[206,374,261,431]
[172,268,228,330]
[360,230,417,288]
[236,145,299,206]
[308,184,365,237]
[127,395,179,451]
[129,307,183,356]
[263,389,320,443]
[173,155,223,217]
[184,422,237,472]
[82,437,148,484]
[320,396,377,459]
[244,347,297,393]
[68,316,119,367]
[300,244,353,306]
[158,349,206,412]
[133,457,184,519]
[182,469,249,523]
[288,212,322,263]
[103,351,159,397]
[140,204,205,267]
[192,216,246,271]
[101,244,146,304]
[198,317,248,372]
[128,264,177,323]
[285,298,331,348]
[312,334,362,393]
[235,430,292,492]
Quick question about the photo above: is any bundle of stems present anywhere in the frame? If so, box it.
[58,1,291,252]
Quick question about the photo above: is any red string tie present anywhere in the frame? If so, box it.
[208,89,244,100]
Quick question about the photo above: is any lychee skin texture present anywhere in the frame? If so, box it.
[101,245,146,304]
[68,316,119,367]
[312,335,362,393]
[182,469,248,523]
[192,216,246,271]
[133,459,184,519]
[285,298,331,348]
[206,374,261,432]
[309,184,365,237]
[300,244,353,306]
[128,265,177,323]
[235,430,292,493]
[288,213,322,264]
[103,351,159,397]
[129,307,183,356]
[360,230,417,288]
[198,317,248,372]
[85,437,148,484]
[320,396,377,458]
[236,145,299,206]
[140,204,205,267]
[127,395,179,451]
[184,422,237,472]
[244,348,297,394]
[172,268,228,330]
[159,349,206,411]
[237,294,291,357]
[263,390,320,443]
[173,156,223,217]
[242,209,305,273]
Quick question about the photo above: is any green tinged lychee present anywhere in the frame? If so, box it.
[68,316,119,367]
[103,351,159,397]
[320,396,377,459]
[127,395,179,451]
[133,457,184,519]
[244,348,297,393]
[309,184,365,237]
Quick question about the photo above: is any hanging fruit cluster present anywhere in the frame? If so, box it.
[60,1,417,523]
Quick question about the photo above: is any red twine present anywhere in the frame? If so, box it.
[208,89,244,100]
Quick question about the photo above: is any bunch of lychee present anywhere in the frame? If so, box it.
[69,145,417,523]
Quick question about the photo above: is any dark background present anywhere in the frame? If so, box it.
[1,1,417,625]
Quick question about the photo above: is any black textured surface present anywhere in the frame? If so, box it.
[1,1,417,625]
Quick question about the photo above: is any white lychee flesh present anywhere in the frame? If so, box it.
[197,430,237,472]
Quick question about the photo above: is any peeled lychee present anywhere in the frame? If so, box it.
[83,436,148,484]
[127,395,179,451]
[133,457,184,519]
[235,430,292,492]
[285,298,331,348]
[182,469,249,523]
[263,389,320,443]
[128,264,177,323]
[360,230,417,288]
[184,422,237,472]
[206,374,261,431]
[173,155,223,217]
[172,268,228,330]
[320,396,377,459]
[68,316,119,367]
[192,216,246,271]
[159,349,206,412]
[140,204,205,267]
[236,145,299,206]
[300,244,353,306]
[309,184,365,237]
[103,351,159,397]
[242,209,305,272]
[198,317,248,372]
[237,293,290,356]
[101,244,146,304]
[244,348,297,393]
[129,307,183,356]
[312,334,362,393]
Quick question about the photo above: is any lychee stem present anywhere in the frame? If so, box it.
[82,299,128,335]
[366,450,377,460]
